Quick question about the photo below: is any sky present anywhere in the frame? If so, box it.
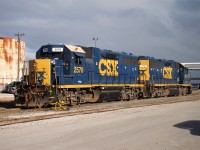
[0,0,200,63]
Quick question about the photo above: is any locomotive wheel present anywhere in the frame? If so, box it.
[151,88,158,98]
[87,90,100,103]
[163,89,170,97]
[31,95,44,108]
[25,93,49,108]
[179,88,186,96]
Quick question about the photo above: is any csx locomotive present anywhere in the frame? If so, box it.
[15,44,192,107]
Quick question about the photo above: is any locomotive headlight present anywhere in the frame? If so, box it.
[34,63,37,69]
[38,76,44,84]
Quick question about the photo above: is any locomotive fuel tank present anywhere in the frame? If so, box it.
[167,87,180,96]
[98,86,123,101]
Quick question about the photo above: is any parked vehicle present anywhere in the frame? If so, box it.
[5,81,21,94]
[192,83,200,89]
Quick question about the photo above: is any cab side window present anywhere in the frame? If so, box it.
[74,54,82,65]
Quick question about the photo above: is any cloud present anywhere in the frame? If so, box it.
[175,0,200,12]
[0,0,199,63]
[25,47,36,60]
[167,0,200,61]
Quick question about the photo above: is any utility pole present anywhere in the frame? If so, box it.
[15,32,25,81]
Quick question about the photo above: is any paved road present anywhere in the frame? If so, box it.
[1,100,200,150]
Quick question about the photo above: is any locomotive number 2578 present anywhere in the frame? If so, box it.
[74,66,84,73]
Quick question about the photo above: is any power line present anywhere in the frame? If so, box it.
[15,32,25,81]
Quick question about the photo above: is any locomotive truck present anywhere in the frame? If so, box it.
[15,44,191,108]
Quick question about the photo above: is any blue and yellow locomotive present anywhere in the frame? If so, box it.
[15,44,191,107]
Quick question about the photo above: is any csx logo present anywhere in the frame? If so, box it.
[163,67,172,79]
[98,59,119,76]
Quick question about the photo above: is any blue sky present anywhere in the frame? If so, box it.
[0,0,200,63]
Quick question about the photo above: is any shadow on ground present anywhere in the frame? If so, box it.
[174,120,200,136]
[0,101,16,108]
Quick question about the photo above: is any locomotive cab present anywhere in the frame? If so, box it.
[35,44,87,86]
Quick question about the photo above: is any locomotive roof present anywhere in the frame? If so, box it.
[65,45,85,53]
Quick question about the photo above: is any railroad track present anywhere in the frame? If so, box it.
[0,94,200,127]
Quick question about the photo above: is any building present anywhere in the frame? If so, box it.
[0,36,25,86]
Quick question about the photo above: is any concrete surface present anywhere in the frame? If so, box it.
[0,93,14,102]
[0,100,200,150]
